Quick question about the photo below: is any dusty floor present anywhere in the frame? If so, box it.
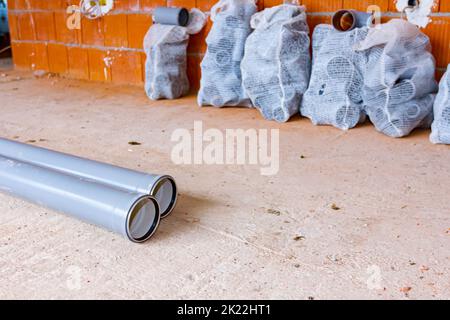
[0,62,449,300]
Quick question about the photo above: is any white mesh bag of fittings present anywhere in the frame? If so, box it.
[241,4,311,122]
[144,9,206,100]
[197,0,257,107]
[300,24,368,130]
[430,65,450,144]
[355,19,438,138]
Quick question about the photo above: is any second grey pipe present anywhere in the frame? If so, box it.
[0,138,177,218]
[0,155,160,243]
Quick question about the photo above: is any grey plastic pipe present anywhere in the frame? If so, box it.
[0,155,160,243]
[153,6,190,26]
[0,138,177,218]
[332,9,374,31]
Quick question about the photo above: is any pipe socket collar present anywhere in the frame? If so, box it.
[126,196,161,243]
[150,175,178,218]
[332,10,374,32]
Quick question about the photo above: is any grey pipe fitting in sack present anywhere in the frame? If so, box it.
[197,0,257,107]
[301,24,368,130]
[355,19,438,138]
[430,64,450,144]
[241,4,311,122]
[144,8,206,100]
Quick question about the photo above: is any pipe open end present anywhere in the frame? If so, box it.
[178,8,190,27]
[332,10,356,32]
[127,196,160,243]
[152,176,177,218]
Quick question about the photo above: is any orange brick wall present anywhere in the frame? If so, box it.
[7,0,450,88]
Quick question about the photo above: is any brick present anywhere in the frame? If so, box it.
[31,43,49,72]
[15,0,30,10]
[11,42,33,69]
[110,51,143,84]
[67,46,89,80]
[129,0,140,11]
[441,0,450,12]
[302,0,343,12]
[166,0,196,11]
[263,0,283,8]
[104,14,128,48]
[33,12,56,41]
[113,0,130,10]
[15,0,66,9]
[81,18,104,46]
[388,0,398,11]
[140,51,147,83]
[48,0,67,9]
[127,14,152,49]
[48,43,68,74]
[187,55,202,91]
[17,12,36,40]
[64,0,81,6]
[423,16,450,68]
[7,0,15,9]
[88,49,112,82]
[7,13,19,41]
[433,0,440,12]
[28,0,47,9]
[257,0,264,11]
[28,0,60,9]
[343,0,389,12]
[54,11,80,44]
[196,0,215,11]
[140,0,166,11]
[188,17,211,54]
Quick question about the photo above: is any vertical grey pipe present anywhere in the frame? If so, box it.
[0,138,177,218]
[332,10,374,31]
[0,155,160,243]
[153,6,190,26]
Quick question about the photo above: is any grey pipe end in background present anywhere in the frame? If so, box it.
[332,10,374,32]
[153,7,190,27]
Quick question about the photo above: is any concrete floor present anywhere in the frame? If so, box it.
[0,63,449,300]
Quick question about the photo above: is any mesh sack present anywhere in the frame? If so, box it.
[300,24,368,130]
[430,65,450,144]
[355,19,438,138]
[197,0,257,107]
[144,9,206,100]
[241,4,311,122]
